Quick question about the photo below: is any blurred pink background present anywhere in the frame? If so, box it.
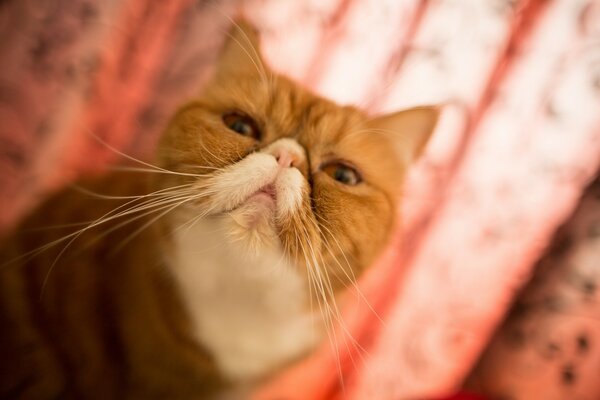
[1,0,599,399]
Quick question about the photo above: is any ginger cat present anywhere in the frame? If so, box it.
[0,22,438,399]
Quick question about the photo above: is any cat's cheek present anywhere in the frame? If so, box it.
[275,168,304,218]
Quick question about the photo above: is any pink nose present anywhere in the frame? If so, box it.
[274,148,296,168]
[263,138,306,170]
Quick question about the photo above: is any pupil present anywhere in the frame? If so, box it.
[334,167,351,183]
[231,120,248,134]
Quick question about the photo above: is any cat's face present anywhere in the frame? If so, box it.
[156,23,438,293]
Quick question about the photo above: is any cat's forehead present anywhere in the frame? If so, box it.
[207,73,366,143]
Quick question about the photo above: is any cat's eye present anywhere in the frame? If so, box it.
[321,162,362,186]
[222,112,261,139]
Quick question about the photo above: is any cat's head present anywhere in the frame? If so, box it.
[157,22,438,292]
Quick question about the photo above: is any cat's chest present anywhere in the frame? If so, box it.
[168,217,321,381]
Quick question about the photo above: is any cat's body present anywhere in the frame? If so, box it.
[0,173,224,399]
[0,22,438,398]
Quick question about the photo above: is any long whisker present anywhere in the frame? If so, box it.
[108,165,214,177]
[197,138,236,166]
[312,222,373,367]
[314,237,369,382]
[302,215,375,379]
[39,190,206,295]
[297,229,336,348]
[315,213,386,326]
[5,185,196,268]
[109,192,206,254]
[282,219,318,329]
[296,222,347,393]
[85,130,205,177]
[40,188,213,297]
[313,232,369,366]
[25,185,196,231]
[69,182,196,201]
[174,163,223,172]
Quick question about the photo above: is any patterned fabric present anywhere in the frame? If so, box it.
[1,0,599,399]
[466,178,600,399]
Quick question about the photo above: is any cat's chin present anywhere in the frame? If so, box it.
[224,195,280,254]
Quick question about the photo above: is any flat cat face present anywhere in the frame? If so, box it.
[156,22,438,294]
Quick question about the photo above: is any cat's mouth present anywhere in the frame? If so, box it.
[226,183,278,233]
[245,183,277,208]
[255,184,276,200]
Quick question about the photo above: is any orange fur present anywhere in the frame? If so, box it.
[0,21,438,398]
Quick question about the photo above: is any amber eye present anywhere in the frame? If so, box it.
[222,112,261,139]
[321,162,362,186]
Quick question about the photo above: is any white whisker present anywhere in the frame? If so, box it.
[296,221,347,393]
[39,190,205,295]
[315,213,387,327]
[85,130,203,177]
[108,165,212,178]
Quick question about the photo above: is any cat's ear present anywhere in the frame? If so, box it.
[216,20,267,79]
[368,106,440,165]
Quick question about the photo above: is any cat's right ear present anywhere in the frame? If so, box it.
[367,106,440,166]
[216,20,267,79]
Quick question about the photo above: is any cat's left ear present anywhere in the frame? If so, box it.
[216,20,267,79]
[368,106,440,165]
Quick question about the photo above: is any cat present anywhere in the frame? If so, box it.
[0,21,438,399]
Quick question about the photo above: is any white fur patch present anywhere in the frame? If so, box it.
[207,152,280,213]
[205,139,307,217]
[275,168,304,217]
[169,138,321,381]
[170,216,321,381]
